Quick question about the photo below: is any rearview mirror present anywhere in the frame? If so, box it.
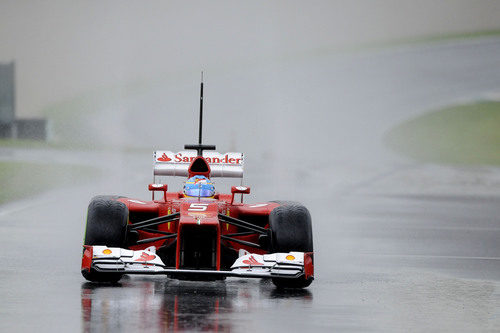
[231,186,250,204]
[148,184,168,201]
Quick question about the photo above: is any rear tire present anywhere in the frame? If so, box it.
[269,201,313,289]
[82,195,128,283]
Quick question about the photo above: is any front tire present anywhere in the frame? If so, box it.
[82,195,128,283]
[269,201,313,289]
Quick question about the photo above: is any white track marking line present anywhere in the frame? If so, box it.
[360,253,500,261]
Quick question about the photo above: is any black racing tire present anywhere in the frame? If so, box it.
[269,201,313,253]
[82,195,128,283]
[269,201,313,289]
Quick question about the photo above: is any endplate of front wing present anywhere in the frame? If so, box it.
[82,245,314,280]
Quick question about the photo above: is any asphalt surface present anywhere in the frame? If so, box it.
[1,37,500,332]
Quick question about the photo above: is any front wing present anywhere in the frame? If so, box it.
[82,245,314,280]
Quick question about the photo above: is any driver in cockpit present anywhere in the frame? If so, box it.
[183,175,215,198]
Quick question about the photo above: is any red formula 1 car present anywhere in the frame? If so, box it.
[81,82,314,289]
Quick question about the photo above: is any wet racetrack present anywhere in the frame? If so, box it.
[1,37,500,332]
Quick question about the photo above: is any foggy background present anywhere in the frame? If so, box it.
[1,1,500,332]
[2,0,499,196]
[1,0,499,118]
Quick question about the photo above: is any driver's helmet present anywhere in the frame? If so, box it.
[183,175,215,198]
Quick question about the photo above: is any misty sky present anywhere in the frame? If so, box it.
[1,0,499,118]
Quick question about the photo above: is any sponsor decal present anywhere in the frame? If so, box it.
[135,252,156,262]
[156,151,242,165]
[174,152,241,164]
[235,186,247,191]
[157,153,172,162]
[188,212,208,219]
[286,255,295,261]
[102,249,112,255]
[242,255,263,266]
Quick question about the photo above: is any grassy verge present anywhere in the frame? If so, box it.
[374,29,500,49]
[0,136,150,153]
[0,161,100,205]
[0,138,79,150]
[384,101,500,165]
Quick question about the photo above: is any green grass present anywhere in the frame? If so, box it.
[0,138,84,150]
[0,161,100,205]
[376,29,500,48]
[385,101,500,165]
[0,136,150,153]
[0,138,55,149]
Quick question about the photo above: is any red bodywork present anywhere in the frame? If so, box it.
[120,195,279,267]
[116,156,282,273]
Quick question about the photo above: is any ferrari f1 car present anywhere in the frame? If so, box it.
[81,81,314,288]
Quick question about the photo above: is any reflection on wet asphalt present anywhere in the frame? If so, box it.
[75,191,500,332]
[81,278,313,332]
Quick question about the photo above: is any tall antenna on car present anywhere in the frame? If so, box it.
[198,71,203,146]
[184,71,216,156]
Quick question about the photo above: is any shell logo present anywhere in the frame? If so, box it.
[285,255,295,261]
